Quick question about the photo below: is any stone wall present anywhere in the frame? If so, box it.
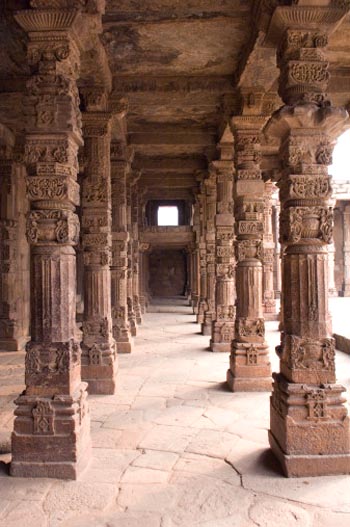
[149,249,187,297]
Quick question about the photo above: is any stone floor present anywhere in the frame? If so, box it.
[0,298,350,527]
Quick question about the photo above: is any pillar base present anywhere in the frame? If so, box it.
[201,322,212,336]
[227,341,272,391]
[270,373,350,476]
[226,368,272,392]
[343,286,350,297]
[82,362,118,395]
[0,335,30,352]
[116,339,133,354]
[269,430,350,478]
[11,383,91,480]
[210,340,231,352]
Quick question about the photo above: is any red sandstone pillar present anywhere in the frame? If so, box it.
[11,2,103,478]
[110,146,134,354]
[211,155,236,352]
[227,112,271,391]
[80,91,117,393]
[265,3,350,476]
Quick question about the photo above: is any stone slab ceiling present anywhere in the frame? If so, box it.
[104,0,252,194]
[2,1,350,196]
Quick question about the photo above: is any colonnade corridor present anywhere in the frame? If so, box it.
[0,297,350,526]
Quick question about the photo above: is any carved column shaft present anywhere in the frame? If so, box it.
[263,181,277,319]
[202,173,217,336]
[266,7,350,477]
[211,161,236,352]
[126,175,137,336]
[342,205,350,295]
[191,197,201,314]
[80,101,117,394]
[11,4,97,479]
[0,152,30,351]
[227,119,271,391]
[111,155,133,354]
[197,186,207,324]
[273,202,282,299]
[139,243,150,313]
[131,184,142,325]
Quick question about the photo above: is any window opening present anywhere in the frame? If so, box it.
[157,206,179,226]
[330,129,350,181]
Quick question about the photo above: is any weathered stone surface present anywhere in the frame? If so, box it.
[0,299,350,523]
[248,498,312,527]
[43,481,118,525]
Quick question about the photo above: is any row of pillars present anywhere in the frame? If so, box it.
[0,1,350,479]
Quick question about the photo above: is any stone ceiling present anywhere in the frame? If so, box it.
[1,1,350,199]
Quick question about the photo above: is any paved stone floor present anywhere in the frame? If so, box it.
[0,297,350,527]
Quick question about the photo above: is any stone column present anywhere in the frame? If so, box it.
[273,202,282,299]
[227,113,271,391]
[328,243,338,296]
[197,183,207,324]
[342,205,350,296]
[263,181,277,319]
[202,172,217,336]
[139,243,150,313]
[131,183,142,324]
[186,249,192,301]
[265,4,350,476]
[80,91,117,394]
[211,159,235,352]
[126,174,137,336]
[12,3,99,478]
[191,196,201,314]
[110,148,134,354]
[0,142,30,351]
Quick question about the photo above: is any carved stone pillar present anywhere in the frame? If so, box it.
[197,183,207,324]
[191,196,201,314]
[11,3,101,478]
[131,183,142,324]
[202,172,217,336]
[265,5,350,477]
[110,148,134,354]
[139,243,150,313]
[342,205,350,296]
[227,115,271,391]
[80,92,117,394]
[263,182,277,319]
[0,143,30,351]
[210,158,235,352]
[126,175,137,336]
[273,202,282,299]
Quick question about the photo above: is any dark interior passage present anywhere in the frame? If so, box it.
[149,249,187,297]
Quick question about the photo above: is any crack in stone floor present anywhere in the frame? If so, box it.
[0,297,350,526]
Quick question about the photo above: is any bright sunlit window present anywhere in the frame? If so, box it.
[157,206,179,226]
[330,129,350,181]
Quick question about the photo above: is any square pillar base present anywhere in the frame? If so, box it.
[210,340,231,352]
[0,336,30,352]
[270,374,350,477]
[201,322,212,336]
[116,339,133,354]
[11,383,91,480]
[82,362,118,395]
[269,430,350,477]
[226,368,272,392]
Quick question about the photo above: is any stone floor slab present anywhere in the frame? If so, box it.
[0,297,349,526]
